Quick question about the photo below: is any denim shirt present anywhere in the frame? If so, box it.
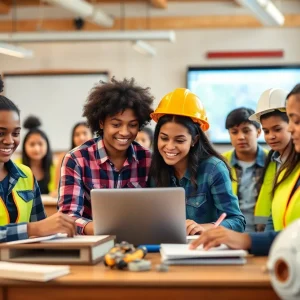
[169,157,246,232]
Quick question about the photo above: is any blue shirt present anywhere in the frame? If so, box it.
[151,156,246,232]
[0,160,46,243]
[0,175,9,203]
[249,231,279,256]
[230,146,266,232]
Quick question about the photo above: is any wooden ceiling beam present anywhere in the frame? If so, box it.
[0,3,10,14]
[0,15,299,32]
[1,0,232,4]
[151,0,168,9]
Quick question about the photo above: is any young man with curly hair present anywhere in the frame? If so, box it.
[58,77,154,235]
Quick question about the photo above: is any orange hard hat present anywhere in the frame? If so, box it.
[150,88,209,131]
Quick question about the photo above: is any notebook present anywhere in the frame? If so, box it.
[0,262,70,282]
[160,244,248,265]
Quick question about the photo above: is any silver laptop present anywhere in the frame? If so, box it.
[91,188,186,245]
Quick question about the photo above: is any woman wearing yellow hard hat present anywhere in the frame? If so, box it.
[149,88,246,234]
[250,88,300,232]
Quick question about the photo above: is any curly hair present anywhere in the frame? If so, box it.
[83,77,154,136]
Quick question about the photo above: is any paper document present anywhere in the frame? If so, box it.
[41,235,110,244]
[6,233,68,245]
[186,235,201,242]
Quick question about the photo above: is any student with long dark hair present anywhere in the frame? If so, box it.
[0,75,75,242]
[54,121,93,193]
[135,127,154,149]
[70,121,93,149]
[190,83,300,256]
[149,88,245,234]
[249,88,300,231]
[17,116,55,195]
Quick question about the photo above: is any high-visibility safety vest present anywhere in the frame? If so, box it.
[257,162,300,231]
[0,164,34,226]
[14,158,56,193]
[254,161,277,225]
[222,149,268,195]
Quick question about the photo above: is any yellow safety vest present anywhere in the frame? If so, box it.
[14,158,56,193]
[270,163,300,231]
[222,149,268,196]
[0,164,34,226]
[254,161,277,224]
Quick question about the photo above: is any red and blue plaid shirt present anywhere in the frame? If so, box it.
[58,136,151,234]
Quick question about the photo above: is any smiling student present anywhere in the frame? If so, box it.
[0,75,75,242]
[58,77,154,235]
[54,121,93,195]
[135,127,154,150]
[17,116,55,195]
[223,108,268,232]
[190,83,300,256]
[250,88,300,231]
[149,88,245,234]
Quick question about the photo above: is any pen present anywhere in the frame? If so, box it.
[214,213,227,227]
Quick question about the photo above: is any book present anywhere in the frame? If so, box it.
[0,235,115,265]
[160,244,248,265]
[0,262,70,282]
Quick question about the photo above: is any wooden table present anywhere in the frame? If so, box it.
[0,255,279,300]
[41,196,58,216]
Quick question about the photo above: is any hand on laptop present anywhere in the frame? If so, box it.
[27,212,76,237]
[186,219,206,235]
[189,227,251,251]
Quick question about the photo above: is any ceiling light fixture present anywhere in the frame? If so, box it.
[43,0,114,27]
[0,42,33,58]
[0,31,176,43]
[236,0,285,26]
[132,40,157,56]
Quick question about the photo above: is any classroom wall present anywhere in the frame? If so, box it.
[1,27,300,152]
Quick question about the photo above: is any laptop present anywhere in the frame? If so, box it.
[91,188,186,245]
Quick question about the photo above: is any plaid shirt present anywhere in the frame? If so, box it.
[169,156,246,232]
[0,160,46,243]
[58,137,151,234]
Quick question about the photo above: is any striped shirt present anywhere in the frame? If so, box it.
[0,160,46,243]
[58,136,151,234]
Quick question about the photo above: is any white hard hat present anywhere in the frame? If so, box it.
[249,88,288,123]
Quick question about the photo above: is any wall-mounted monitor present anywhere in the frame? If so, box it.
[187,65,300,144]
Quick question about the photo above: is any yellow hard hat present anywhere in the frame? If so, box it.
[150,88,209,131]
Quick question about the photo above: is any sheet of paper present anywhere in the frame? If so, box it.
[41,235,110,244]
[5,233,68,245]
[186,235,200,241]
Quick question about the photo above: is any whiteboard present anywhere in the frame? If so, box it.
[4,72,109,151]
